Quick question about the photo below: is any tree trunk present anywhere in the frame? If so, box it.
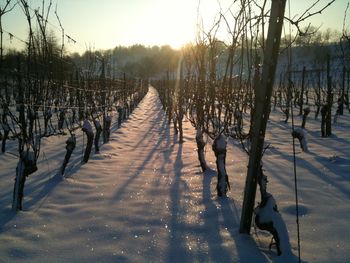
[240,0,287,234]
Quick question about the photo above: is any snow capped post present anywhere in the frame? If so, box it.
[82,120,94,163]
[195,128,207,172]
[254,164,292,256]
[292,128,308,152]
[212,134,230,197]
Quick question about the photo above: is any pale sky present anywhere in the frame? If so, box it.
[2,0,349,54]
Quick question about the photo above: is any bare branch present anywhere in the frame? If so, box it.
[286,0,336,35]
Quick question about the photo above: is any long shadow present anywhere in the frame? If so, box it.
[111,91,163,136]
[167,144,192,262]
[264,147,296,190]
[0,208,16,233]
[1,90,161,222]
[199,167,269,262]
[201,168,233,262]
[307,131,350,157]
[0,162,61,231]
[98,89,154,146]
[109,89,150,133]
[267,115,350,158]
[298,155,350,199]
[110,91,166,152]
[24,174,63,210]
[0,152,72,224]
[133,106,167,150]
[109,104,169,202]
[268,145,350,200]
[218,198,270,262]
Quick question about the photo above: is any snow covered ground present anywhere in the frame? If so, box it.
[0,87,349,262]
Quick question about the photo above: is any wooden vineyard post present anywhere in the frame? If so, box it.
[299,66,306,115]
[166,71,172,125]
[341,65,345,115]
[239,0,287,234]
[178,62,184,143]
[123,72,127,120]
[326,55,332,136]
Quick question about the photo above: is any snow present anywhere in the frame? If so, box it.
[1,87,350,262]
[293,127,308,152]
[254,193,292,256]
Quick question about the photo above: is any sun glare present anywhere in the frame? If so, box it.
[125,0,198,49]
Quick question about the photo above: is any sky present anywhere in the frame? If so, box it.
[2,0,349,54]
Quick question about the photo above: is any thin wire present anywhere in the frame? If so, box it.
[81,129,85,162]
[290,84,301,263]
[288,0,301,262]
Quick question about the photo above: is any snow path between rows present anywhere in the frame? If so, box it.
[0,88,269,262]
[1,87,350,262]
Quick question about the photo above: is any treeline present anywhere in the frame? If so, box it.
[67,27,346,81]
[70,45,181,79]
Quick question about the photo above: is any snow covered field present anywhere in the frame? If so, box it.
[0,87,349,262]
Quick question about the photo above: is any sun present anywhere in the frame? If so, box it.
[127,0,232,49]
